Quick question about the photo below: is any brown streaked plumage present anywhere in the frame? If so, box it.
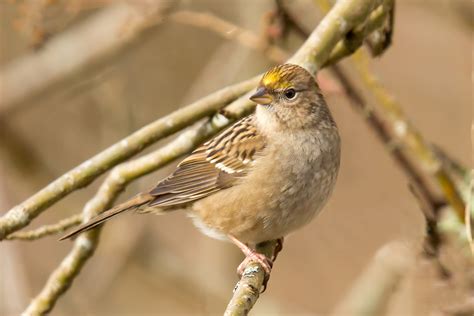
[61,63,341,280]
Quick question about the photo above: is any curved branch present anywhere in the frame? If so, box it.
[0,77,257,240]
[22,113,235,315]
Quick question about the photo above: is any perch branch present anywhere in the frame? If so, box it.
[6,214,82,241]
[22,114,234,315]
[0,0,173,115]
[0,76,257,240]
[224,240,279,316]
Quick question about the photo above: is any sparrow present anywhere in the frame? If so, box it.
[61,63,341,278]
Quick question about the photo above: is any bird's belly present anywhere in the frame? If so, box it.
[190,152,338,244]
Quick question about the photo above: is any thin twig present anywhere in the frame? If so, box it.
[6,214,82,241]
[0,77,257,241]
[169,11,288,63]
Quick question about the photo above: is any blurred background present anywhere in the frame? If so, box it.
[0,0,472,315]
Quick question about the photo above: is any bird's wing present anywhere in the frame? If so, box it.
[149,115,265,207]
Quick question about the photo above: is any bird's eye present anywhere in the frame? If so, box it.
[284,88,296,99]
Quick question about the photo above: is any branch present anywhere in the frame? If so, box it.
[323,0,394,66]
[224,240,279,316]
[351,51,466,221]
[22,114,234,315]
[330,242,415,316]
[0,1,172,116]
[289,0,385,72]
[0,76,257,240]
[5,214,81,241]
[284,1,447,256]
[169,11,288,63]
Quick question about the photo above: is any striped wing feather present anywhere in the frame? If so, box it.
[149,115,265,207]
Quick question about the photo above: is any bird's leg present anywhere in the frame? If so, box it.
[227,235,273,276]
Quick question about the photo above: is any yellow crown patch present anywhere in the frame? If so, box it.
[262,68,292,90]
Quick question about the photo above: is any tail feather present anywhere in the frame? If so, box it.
[59,193,153,241]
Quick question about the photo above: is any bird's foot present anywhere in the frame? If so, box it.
[237,250,273,293]
[228,234,274,292]
[237,251,273,276]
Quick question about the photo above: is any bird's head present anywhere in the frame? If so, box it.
[250,63,331,130]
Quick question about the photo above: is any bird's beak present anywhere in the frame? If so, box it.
[250,87,272,105]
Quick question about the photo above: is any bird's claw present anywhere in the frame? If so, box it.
[237,252,273,292]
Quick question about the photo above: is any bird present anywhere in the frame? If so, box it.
[61,63,341,279]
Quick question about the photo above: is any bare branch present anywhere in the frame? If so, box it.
[6,214,82,241]
[351,51,466,221]
[22,114,234,315]
[0,76,257,241]
[169,11,288,63]
[323,0,394,66]
[0,1,173,115]
[224,240,279,316]
[289,0,385,72]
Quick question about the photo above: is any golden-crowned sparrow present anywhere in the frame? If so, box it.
[61,63,341,276]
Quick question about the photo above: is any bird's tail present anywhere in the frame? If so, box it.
[59,193,154,240]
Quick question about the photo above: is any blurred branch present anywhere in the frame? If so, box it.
[224,240,279,316]
[364,0,395,57]
[283,0,447,260]
[331,242,415,316]
[314,0,467,253]
[351,51,466,222]
[169,11,288,63]
[0,77,257,241]
[6,214,82,241]
[0,0,173,116]
[22,114,233,315]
